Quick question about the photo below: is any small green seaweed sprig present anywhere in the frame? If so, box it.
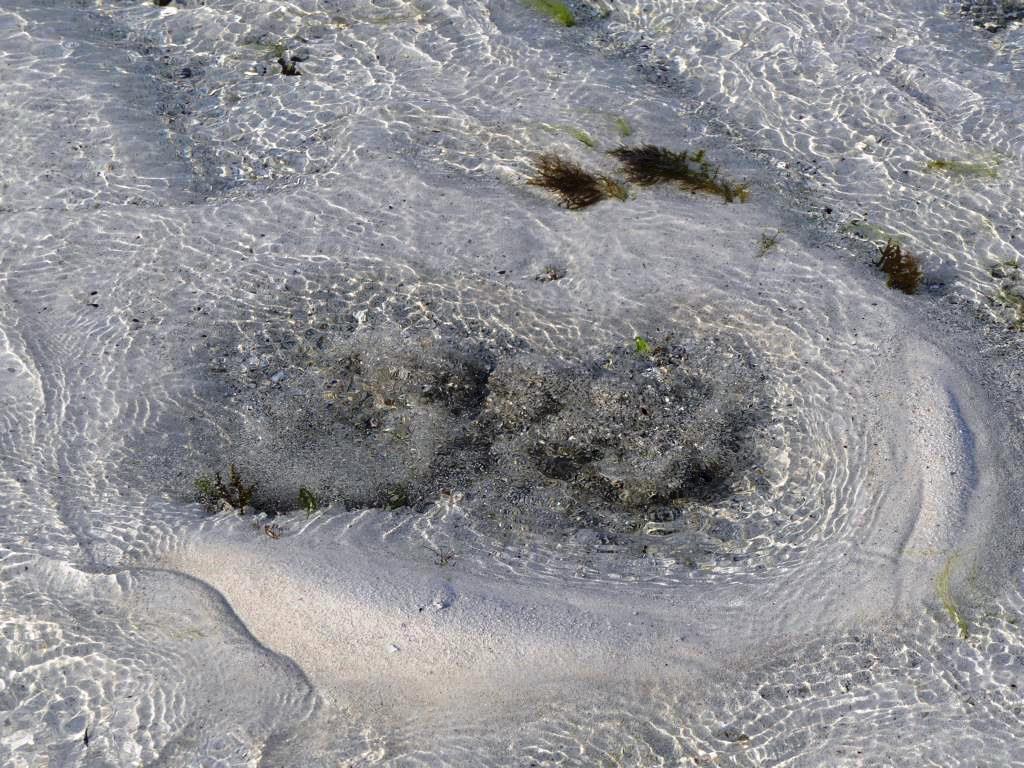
[196,464,257,512]
[925,158,998,179]
[937,555,970,640]
[757,229,781,257]
[298,486,319,517]
[523,0,575,26]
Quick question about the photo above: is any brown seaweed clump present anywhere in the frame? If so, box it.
[528,154,626,210]
[610,145,749,203]
[877,239,923,295]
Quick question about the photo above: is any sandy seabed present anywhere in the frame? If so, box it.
[3,1,1024,765]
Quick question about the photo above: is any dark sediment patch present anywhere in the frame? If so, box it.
[185,295,772,562]
[477,343,759,535]
[208,320,495,514]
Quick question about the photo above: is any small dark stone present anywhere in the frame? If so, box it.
[278,57,301,76]
[717,727,750,743]
[536,266,566,282]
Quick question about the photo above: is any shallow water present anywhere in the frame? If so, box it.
[2,0,1024,765]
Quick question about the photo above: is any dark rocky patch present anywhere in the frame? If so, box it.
[960,1,1024,31]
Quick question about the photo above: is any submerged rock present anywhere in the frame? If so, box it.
[960,1,1024,31]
